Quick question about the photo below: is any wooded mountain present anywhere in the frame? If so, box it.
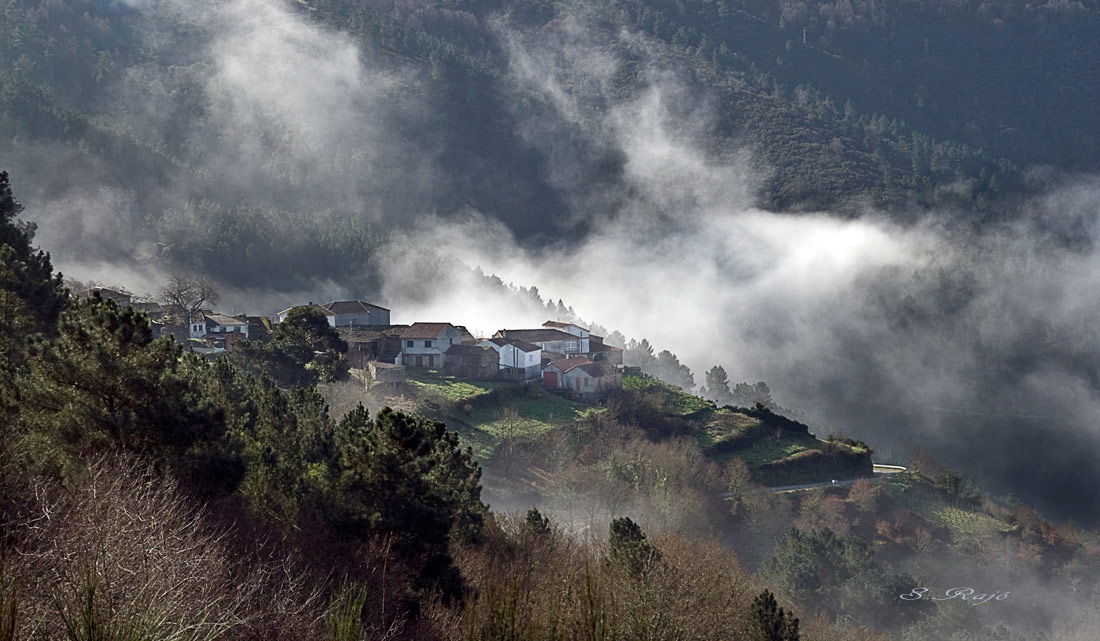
[2,0,1097,273]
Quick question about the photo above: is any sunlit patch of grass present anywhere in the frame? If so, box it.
[406,371,509,401]
[927,506,1014,539]
[435,385,603,458]
[732,433,821,468]
[622,374,712,416]
[700,410,764,446]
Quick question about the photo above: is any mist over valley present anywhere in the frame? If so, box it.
[3,0,1100,639]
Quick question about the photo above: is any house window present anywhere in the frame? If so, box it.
[424,340,433,348]
[406,340,414,348]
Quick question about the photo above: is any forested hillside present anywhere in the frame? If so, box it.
[3,0,1098,260]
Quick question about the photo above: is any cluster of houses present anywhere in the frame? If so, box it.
[78,286,270,355]
[79,287,624,398]
[292,299,625,397]
[335,310,624,398]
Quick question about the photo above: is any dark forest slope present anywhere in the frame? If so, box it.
[3,0,1097,248]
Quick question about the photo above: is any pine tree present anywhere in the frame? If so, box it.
[654,350,695,391]
[751,590,800,641]
[19,297,221,472]
[524,508,551,535]
[704,365,733,405]
[0,170,67,380]
[233,305,349,385]
[328,406,485,602]
[608,517,660,575]
[625,338,656,369]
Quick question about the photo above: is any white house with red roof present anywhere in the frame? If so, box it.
[397,322,465,369]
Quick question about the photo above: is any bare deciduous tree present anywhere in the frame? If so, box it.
[9,456,325,641]
[160,274,219,323]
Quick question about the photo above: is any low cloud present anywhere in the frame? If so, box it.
[380,17,1100,523]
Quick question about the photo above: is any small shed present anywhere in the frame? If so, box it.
[367,361,407,387]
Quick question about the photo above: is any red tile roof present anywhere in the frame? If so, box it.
[547,357,593,373]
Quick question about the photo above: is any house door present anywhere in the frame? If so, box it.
[427,355,435,368]
[415,356,423,367]
[542,371,557,387]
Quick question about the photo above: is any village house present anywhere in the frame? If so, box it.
[493,328,583,359]
[323,300,391,327]
[204,313,250,339]
[131,301,164,317]
[338,325,408,366]
[151,320,190,343]
[478,337,542,380]
[192,313,247,351]
[443,344,500,380]
[243,316,273,341]
[494,322,623,366]
[188,313,210,339]
[542,357,622,397]
[397,322,467,369]
[542,321,591,353]
[275,300,390,327]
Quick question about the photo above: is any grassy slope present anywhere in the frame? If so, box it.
[400,370,602,458]
[380,371,870,482]
[621,375,873,484]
